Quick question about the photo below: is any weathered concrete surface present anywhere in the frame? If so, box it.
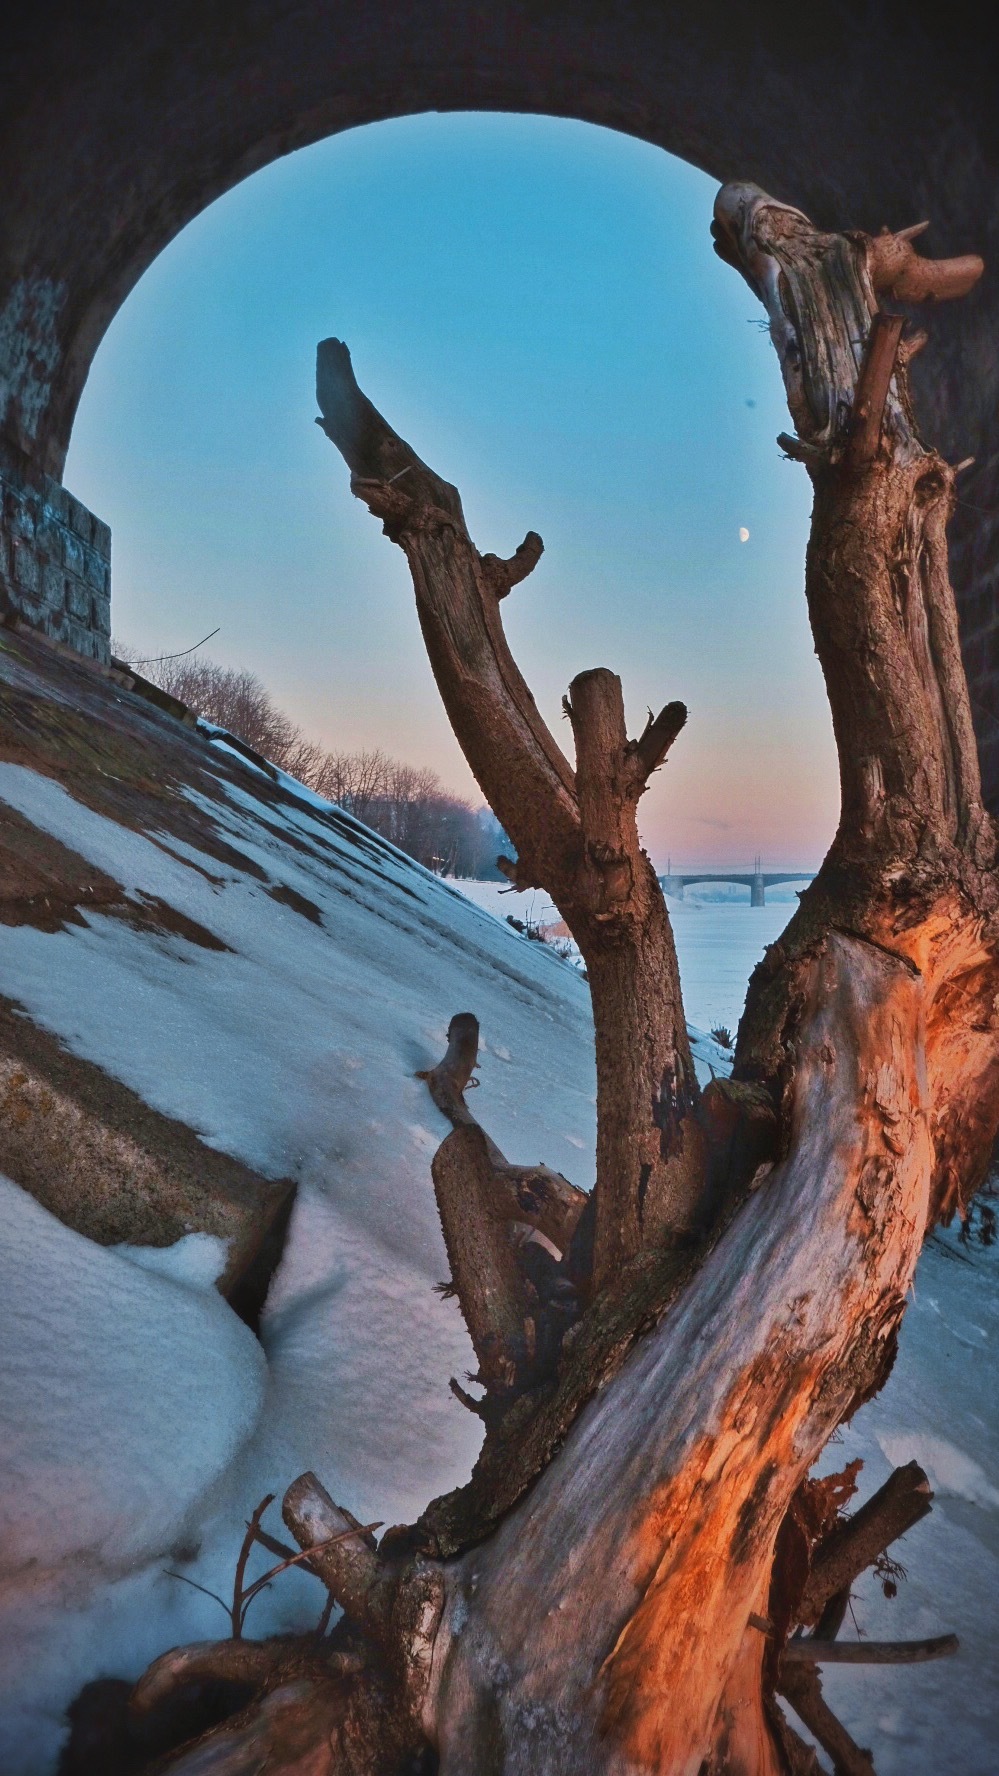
[0,2,996,794]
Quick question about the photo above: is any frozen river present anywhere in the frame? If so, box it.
[668,899,794,1036]
[451,879,796,1041]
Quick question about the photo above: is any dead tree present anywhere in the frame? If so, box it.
[115,186,999,1774]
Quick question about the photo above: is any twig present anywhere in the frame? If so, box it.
[238,1522,384,1620]
[231,1494,276,1636]
[162,1571,232,1623]
[164,1495,381,1639]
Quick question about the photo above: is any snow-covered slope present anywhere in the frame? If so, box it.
[0,639,996,1773]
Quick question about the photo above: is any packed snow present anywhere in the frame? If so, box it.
[0,747,996,1773]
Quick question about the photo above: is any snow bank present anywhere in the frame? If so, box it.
[0,1176,265,1772]
[0,1177,264,1577]
[1,744,997,1774]
[0,751,597,1767]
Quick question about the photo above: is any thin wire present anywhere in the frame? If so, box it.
[970,692,999,735]
[132,627,220,666]
[953,496,997,518]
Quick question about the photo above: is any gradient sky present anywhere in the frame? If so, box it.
[65,113,839,871]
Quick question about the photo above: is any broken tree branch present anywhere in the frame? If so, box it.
[844,311,905,470]
[130,1640,301,1716]
[798,1459,933,1625]
[778,1664,877,1776]
[432,1123,532,1398]
[480,530,544,598]
[418,1011,482,1128]
[566,668,635,918]
[783,1633,959,1665]
[866,223,984,303]
[497,1162,587,1251]
[283,1473,389,1643]
[630,699,688,785]
[420,1018,586,1403]
[713,182,999,1230]
[317,338,707,1281]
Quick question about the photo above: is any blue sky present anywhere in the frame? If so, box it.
[65,112,838,870]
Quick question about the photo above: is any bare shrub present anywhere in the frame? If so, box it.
[115,644,503,876]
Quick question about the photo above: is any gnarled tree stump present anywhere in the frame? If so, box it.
[106,185,997,1776]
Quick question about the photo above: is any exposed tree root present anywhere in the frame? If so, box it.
[76,184,999,1775]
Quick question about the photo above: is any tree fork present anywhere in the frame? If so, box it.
[114,188,999,1776]
[315,336,706,1280]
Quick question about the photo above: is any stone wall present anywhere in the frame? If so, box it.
[0,446,110,662]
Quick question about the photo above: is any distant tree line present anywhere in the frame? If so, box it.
[116,646,509,878]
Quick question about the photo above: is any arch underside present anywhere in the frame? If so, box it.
[1,0,998,795]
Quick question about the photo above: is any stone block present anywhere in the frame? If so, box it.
[12,542,40,593]
[92,517,111,556]
[44,481,71,524]
[65,619,105,660]
[91,591,111,636]
[61,528,84,574]
[42,561,67,612]
[65,577,92,621]
[34,515,63,562]
[66,493,93,541]
[6,496,36,543]
[83,543,108,590]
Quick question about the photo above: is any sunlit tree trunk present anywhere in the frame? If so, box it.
[112,188,998,1776]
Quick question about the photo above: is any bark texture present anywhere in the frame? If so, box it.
[107,186,999,1776]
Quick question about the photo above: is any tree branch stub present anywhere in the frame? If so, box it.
[282,1473,388,1643]
[798,1458,933,1625]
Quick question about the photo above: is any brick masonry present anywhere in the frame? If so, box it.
[0,445,110,663]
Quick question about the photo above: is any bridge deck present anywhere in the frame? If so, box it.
[658,870,816,906]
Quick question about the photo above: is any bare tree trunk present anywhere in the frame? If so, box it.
[111,189,999,1776]
[309,367,705,1285]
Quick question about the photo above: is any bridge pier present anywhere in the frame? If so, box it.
[660,875,685,901]
[750,875,766,907]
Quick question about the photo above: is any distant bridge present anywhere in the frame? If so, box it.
[658,859,817,908]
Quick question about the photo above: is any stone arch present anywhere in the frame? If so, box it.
[2,1,997,794]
